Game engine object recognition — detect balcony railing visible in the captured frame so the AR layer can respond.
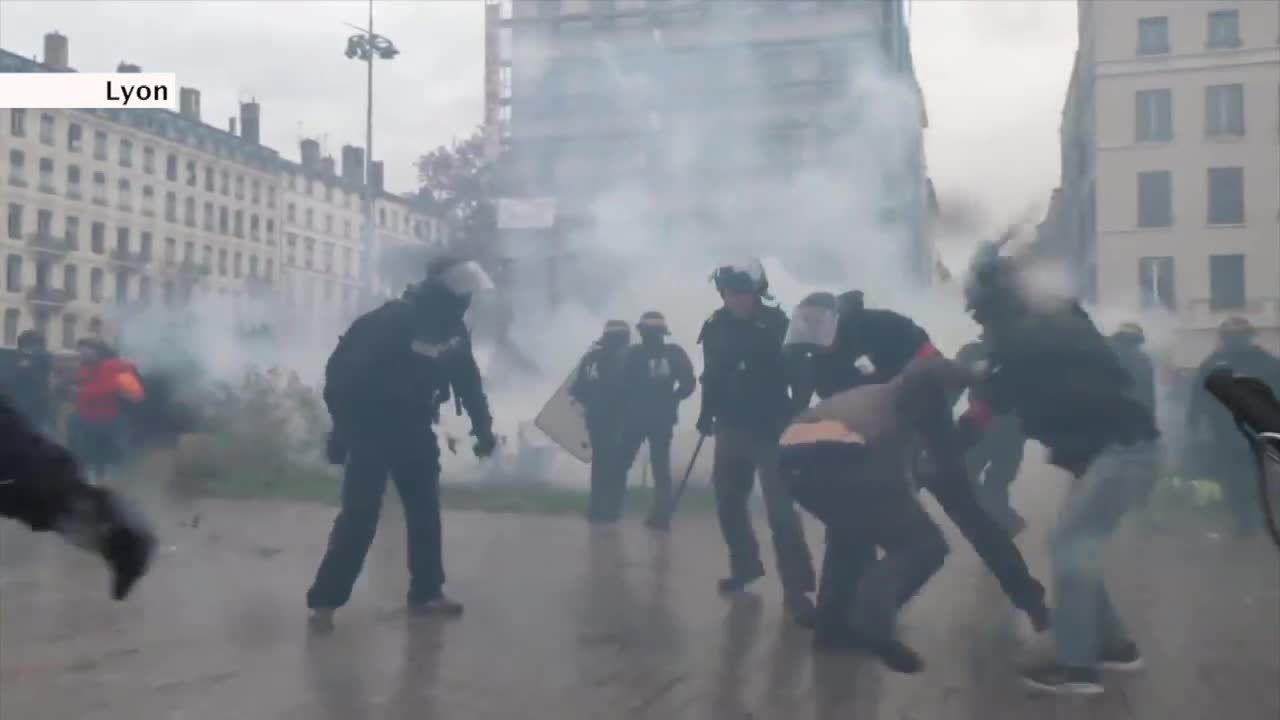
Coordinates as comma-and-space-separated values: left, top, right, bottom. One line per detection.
176, 259, 213, 277
26, 286, 71, 306
109, 248, 147, 268
27, 230, 73, 256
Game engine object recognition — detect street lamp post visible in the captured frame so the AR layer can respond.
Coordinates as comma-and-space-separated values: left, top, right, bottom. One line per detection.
345, 0, 398, 310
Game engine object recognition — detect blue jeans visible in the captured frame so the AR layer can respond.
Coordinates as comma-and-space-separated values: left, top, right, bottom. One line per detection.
1052, 442, 1159, 668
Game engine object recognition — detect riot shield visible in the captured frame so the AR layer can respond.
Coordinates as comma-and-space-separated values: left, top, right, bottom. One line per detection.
533, 367, 591, 464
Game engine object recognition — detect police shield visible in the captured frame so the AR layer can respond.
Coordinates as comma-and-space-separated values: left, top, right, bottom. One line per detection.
533, 367, 592, 464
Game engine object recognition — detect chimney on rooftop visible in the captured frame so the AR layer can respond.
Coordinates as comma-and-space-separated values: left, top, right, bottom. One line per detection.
369, 161, 384, 192
341, 145, 365, 185
320, 156, 336, 176
117, 62, 141, 73
43, 32, 69, 70
228, 117, 237, 136
300, 139, 321, 170
179, 88, 201, 121
239, 100, 260, 145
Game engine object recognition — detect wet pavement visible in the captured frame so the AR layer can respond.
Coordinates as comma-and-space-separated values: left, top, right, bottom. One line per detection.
2, 463, 1278, 719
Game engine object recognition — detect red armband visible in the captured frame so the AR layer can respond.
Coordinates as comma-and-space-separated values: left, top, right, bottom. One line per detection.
914, 342, 941, 361
962, 398, 994, 428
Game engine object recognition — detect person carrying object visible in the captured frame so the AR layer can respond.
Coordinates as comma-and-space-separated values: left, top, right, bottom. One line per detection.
570, 319, 634, 525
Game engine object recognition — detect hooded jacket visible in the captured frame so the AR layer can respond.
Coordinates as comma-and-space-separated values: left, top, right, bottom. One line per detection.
76, 358, 143, 424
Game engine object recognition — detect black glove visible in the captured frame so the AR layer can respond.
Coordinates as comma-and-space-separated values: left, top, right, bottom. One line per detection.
58, 487, 157, 601
695, 412, 715, 437
955, 415, 984, 451
472, 426, 497, 458
326, 430, 348, 465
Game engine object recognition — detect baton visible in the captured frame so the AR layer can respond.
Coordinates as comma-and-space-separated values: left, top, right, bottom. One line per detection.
666, 434, 707, 519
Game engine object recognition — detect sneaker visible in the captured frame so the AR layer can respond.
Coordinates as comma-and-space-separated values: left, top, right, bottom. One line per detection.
869, 637, 925, 674
717, 570, 765, 595
1099, 642, 1143, 671
308, 609, 335, 634
410, 594, 464, 617
1021, 664, 1103, 695
784, 592, 817, 628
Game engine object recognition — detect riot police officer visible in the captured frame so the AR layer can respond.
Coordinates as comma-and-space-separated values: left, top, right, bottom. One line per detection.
697, 259, 817, 625
571, 319, 633, 525
3, 330, 53, 431
0, 394, 155, 600
308, 256, 497, 630
614, 311, 696, 530
1187, 317, 1280, 536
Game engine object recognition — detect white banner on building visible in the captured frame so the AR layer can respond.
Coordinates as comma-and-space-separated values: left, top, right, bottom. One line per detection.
497, 197, 556, 230
0, 73, 179, 109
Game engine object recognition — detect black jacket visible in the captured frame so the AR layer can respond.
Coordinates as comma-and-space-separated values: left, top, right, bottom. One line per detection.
1110, 339, 1157, 416
1189, 344, 1280, 438
569, 340, 631, 426
617, 341, 696, 430
791, 310, 933, 410
324, 298, 492, 442
0, 394, 89, 531
2, 350, 53, 427
698, 304, 792, 435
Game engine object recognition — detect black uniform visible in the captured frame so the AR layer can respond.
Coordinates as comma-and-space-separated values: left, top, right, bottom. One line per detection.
615, 329, 696, 528
792, 307, 933, 409
2, 334, 53, 431
698, 304, 816, 598
308, 282, 494, 612
570, 328, 632, 524
0, 395, 155, 600
955, 340, 1026, 535
1188, 340, 1280, 534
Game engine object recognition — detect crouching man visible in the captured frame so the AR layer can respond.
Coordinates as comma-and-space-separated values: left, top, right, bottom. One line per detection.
778, 355, 1043, 674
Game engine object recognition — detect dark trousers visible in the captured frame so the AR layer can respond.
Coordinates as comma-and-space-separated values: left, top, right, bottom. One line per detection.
616, 424, 674, 522
713, 425, 816, 593
586, 419, 625, 523
307, 433, 444, 610
781, 441, 947, 643
1210, 432, 1262, 532
966, 416, 1025, 530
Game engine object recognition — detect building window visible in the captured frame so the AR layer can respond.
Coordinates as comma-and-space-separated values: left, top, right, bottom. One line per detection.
62, 315, 77, 349
304, 236, 315, 268
38, 157, 54, 192
140, 232, 153, 261
92, 171, 106, 204
344, 219, 352, 239
35, 209, 52, 238
250, 255, 259, 277
116, 227, 129, 254
117, 178, 132, 210
1135, 89, 1172, 142
39, 113, 54, 145
267, 185, 276, 208
164, 237, 176, 265
286, 233, 297, 264
65, 216, 79, 250
325, 214, 334, 234
184, 196, 196, 227
10, 109, 26, 137
185, 160, 197, 187
203, 202, 214, 230
166, 153, 178, 181
1207, 167, 1244, 225
235, 175, 245, 200
94, 131, 109, 161
63, 264, 78, 299
139, 276, 151, 304
88, 317, 102, 336
305, 208, 314, 229
234, 210, 244, 238
250, 214, 260, 240
205, 166, 215, 192
1137, 170, 1172, 228
91, 222, 105, 253
119, 139, 133, 167
287, 203, 296, 222
3, 309, 18, 346
218, 248, 228, 276
0, 211, 16, 250
203, 245, 213, 267
8, 149, 25, 186
143, 145, 155, 173
183, 240, 194, 263
378, 208, 386, 227
1138, 16, 1170, 55
234, 251, 243, 278
67, 122, 82, 151
6, 254, 22, 292
165, 192, 177, 222
265, 218, 274, 240
1209, 254, 1246, 310
66, 164, 81, 197
1207, 10, 1240, 49
1206, 84, 1245, 137
251, 179, 261, 204
114, 271, 128, 303
1137, 257, 1175, 310
323, 242, 334, 271
265, 258, 274, 280
141, 185, 155, 216
220, 169, 229, 195
219, 206, 229, 234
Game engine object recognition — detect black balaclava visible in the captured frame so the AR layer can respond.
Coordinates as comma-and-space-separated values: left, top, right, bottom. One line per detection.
600, 319, 631, 350
636, 311, 668, 348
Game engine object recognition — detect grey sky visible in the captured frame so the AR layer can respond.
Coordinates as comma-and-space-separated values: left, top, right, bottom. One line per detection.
1, 0, 1077, 219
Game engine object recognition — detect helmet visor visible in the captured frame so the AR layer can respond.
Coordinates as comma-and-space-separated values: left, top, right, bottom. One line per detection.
440, 260, 495, 295
784, 303, 838, 350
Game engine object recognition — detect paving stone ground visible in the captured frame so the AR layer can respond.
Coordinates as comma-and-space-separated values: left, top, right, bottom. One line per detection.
2, 463, 1277, 719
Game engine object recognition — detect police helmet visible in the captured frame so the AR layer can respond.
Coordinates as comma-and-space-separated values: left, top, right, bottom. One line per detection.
711, 258, 769, 297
